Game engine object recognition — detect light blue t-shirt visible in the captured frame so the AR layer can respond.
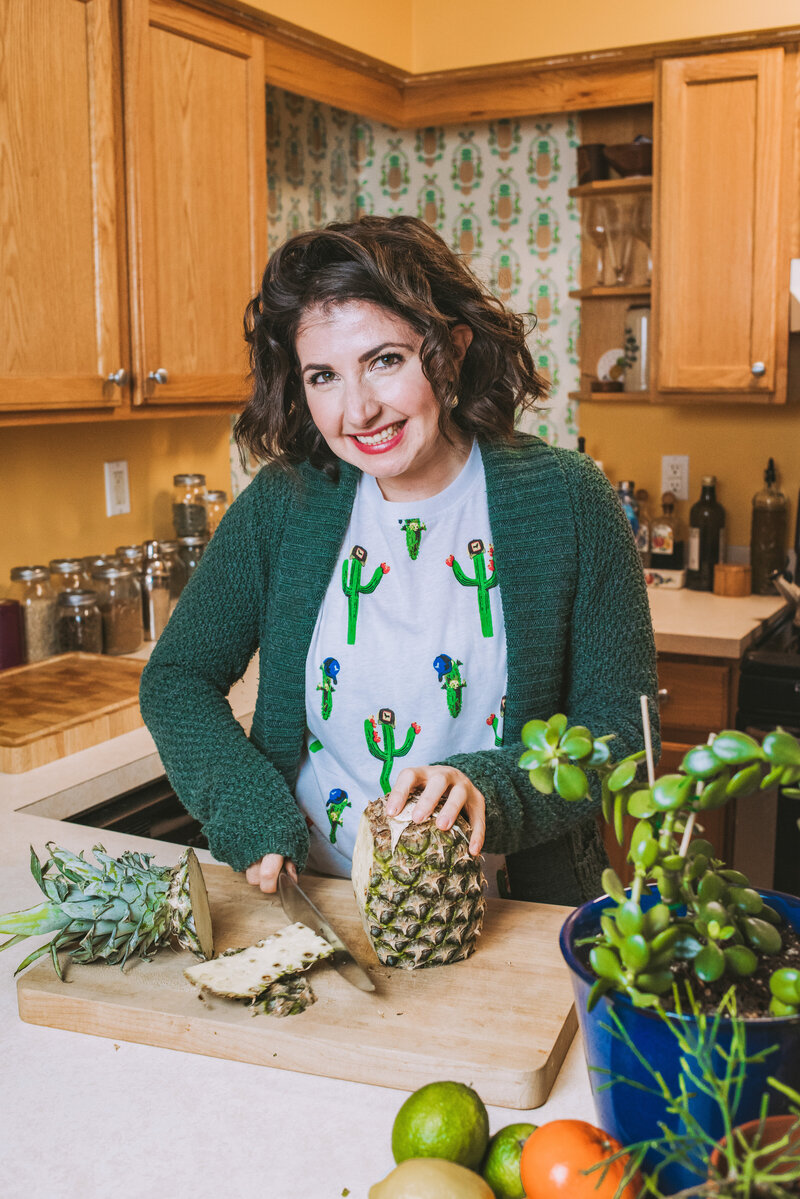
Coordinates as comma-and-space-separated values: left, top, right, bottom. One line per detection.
294, 441, 508, 882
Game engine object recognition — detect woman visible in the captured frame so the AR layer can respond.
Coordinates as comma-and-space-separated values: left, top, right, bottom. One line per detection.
140, 215, 658, 906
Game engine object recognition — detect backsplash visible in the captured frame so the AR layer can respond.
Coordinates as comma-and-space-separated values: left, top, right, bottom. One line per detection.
230, 87, 581, 494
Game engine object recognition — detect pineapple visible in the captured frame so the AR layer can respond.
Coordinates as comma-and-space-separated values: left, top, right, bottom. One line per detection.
255, 975, 317, 1017
0, 843, 213, 978
351, 797, 486, 969
183, 922, 333, 998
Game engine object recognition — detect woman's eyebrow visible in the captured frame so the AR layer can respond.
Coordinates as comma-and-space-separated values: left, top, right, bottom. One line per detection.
301, 342, 415, 373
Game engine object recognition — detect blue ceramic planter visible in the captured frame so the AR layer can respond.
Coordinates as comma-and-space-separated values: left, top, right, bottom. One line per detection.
560, 889, 800, 1195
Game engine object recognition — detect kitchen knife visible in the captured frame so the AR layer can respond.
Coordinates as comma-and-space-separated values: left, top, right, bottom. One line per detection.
278, 871, 376, 993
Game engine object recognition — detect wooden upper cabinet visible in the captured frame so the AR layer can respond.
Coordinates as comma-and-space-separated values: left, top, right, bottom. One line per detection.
123, 0, 267, 406
0, 0, 128, 412
656, 50, 785, 396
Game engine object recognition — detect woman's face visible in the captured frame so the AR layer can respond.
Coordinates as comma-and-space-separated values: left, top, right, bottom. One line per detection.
296, 300, 472, 501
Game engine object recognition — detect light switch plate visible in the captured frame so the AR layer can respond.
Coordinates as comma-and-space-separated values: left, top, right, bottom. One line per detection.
661, 454, 689, 501
104, 460, 130, 516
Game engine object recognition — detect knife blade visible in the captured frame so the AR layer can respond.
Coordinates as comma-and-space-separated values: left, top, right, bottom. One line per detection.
278, 872, 376, 993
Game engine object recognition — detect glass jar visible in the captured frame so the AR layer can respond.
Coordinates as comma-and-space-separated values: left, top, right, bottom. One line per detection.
174, 536, 207, 595
0, 599, 25, 671
81, 555, 104, 588
205, 489, 228, 537
140, 541, 171, 641
116, 545, 144, 571
172, 473, 208, 538
9, 566, 57, 662
90, 565, 143, 655
158, 540, 182, 599
49, 558, 84, 593
56, 589, 103, 654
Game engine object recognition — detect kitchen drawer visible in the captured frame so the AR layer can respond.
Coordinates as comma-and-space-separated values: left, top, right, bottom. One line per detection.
657, 658, 732, 732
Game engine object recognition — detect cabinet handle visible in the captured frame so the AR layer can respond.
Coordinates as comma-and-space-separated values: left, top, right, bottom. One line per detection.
751, 362, 766, 377
106, 369, 128, 387
147, 368, 169, 385
657, 688, 670, 703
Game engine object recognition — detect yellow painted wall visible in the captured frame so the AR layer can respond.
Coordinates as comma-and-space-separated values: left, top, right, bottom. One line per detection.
1, 418, 233, 588
578, 403, 800, 552
246, 0, 799, 72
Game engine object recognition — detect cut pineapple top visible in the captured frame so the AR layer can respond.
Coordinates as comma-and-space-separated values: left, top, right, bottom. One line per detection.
183, 922, 334, 997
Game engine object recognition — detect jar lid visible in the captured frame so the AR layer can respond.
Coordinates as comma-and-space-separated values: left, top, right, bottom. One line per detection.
49, 558, 84, 574
10, 566, 49, 582
81, 555, 105, 570
90, 564, 136, 580
57, 589, 99, 608
173, 473, 206, 486
158, 540, 179, 554
618, 480, 635, 493
206, 490, 227, 502
116, 545, 143, 561
177, 536, 208, 546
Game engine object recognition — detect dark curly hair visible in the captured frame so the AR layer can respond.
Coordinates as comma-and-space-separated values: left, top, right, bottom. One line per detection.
235, 215, 546, 476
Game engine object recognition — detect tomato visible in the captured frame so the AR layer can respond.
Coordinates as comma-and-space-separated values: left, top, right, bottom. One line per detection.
519, 1119, 642, 1198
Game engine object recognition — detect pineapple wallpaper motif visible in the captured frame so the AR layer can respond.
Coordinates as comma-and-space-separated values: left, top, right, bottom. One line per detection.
230, 89, 580, 496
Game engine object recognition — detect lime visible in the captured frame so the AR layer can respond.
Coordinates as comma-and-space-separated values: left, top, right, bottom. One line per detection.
481, 1123, 536, 1199
392, 1081, 490, 1170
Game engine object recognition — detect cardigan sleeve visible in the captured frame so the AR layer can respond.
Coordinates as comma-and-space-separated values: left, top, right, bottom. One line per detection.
139, 473, 311, 873
435, 451, 659, 856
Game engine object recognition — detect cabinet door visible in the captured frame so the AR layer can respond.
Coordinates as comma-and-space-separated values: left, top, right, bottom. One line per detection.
124, 0, 267, 406
0, 0, 127, 412
656, 50, 784, 394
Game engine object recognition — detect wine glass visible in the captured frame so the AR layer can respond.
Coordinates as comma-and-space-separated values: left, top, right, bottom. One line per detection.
604, 198, 634, 286
585, 199, 609, 286
633, 194, 653, 283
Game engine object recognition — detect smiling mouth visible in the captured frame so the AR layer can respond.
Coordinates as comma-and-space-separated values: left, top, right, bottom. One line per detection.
350, 420, 406, 449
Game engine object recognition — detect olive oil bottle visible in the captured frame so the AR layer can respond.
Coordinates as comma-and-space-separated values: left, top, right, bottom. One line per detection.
686, 476, 726, 591
750, 458, 788, 594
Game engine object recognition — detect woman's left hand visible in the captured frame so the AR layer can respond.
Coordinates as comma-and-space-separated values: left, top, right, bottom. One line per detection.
385, 765, 486, 855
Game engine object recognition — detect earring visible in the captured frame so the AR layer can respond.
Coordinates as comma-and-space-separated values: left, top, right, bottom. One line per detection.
450, 394, 459, 409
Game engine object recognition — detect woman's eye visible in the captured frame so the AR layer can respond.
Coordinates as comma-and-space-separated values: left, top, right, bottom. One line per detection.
308, 370, 336, 387
374, 353, 402, 369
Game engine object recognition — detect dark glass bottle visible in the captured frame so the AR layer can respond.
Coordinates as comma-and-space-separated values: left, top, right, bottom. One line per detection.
686, 476, 726, 591
750, 458, 788, 594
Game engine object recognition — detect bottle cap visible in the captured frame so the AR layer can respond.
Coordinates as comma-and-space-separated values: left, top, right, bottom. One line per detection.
661, 491, 676, 510
701, 475, 716, 486
765, 458, 776, 485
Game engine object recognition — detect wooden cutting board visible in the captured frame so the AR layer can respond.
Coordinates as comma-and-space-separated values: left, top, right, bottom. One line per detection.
17, 867, 577, 1109
0, 653, 145, 773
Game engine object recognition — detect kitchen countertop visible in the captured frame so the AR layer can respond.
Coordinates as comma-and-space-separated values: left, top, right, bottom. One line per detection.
648, 588, 787, 658
0, 660, 595, 1199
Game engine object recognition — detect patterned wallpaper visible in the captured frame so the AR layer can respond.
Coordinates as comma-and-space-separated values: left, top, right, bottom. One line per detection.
230, 88, 580, 495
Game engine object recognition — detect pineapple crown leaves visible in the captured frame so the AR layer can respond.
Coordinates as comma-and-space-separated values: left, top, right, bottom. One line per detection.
518, 716, 800, 1011
1, 844, 181, 979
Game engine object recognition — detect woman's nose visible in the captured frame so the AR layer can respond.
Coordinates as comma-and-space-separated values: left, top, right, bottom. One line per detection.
343, 382, 382, 428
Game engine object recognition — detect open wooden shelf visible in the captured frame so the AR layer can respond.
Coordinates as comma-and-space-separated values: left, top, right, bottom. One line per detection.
569, 286, 651, 299
569, 390, 653, 402
569, 177, 653, 198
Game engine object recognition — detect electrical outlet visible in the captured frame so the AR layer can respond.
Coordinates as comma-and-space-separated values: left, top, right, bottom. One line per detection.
104, 460, 130, 517
661, 454, 689, 501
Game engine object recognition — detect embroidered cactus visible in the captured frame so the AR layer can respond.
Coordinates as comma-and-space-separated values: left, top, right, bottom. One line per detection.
446, 538, 498, 637
486, 694, 507, 746
326, 788, 351, 844
398, 516, 427, 560
341, 545, 389, 644
364, 708, 420, 794
433, 653, 466, 718
316, 656, 340, 720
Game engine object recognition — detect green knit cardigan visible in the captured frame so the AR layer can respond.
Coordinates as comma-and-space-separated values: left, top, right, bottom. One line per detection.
140, 435, 659, 905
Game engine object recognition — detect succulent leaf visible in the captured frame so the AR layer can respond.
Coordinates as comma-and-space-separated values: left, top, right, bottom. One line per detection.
553, 762, 588, 801
724, 945, 757, 977
741, 916, 783, 955
762, 730, 800, 767
602, 868, 626, 904
652, 774, 694, 811
695, 942, 726, 982
709, 731, 764, 764
770, 967, 800, 1005
681, 745, 723, 779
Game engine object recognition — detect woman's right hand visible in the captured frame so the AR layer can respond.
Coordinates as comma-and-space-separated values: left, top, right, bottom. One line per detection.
244, 854, 297, 893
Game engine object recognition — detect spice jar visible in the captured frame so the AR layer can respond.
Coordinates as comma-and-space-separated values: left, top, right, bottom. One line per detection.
158, 540, 182, 599
172, 474, 208, 538
90, 564, 143, 655
140, 541, 171, 641
49, 558, 85, 593
205, 489, 228, 537
9, 567, 58, 662
0, 599, 25, 671
116, 545, 144, 571
174, 536, 207, 595
56, 590, 103, 654
81, 556, 104, 588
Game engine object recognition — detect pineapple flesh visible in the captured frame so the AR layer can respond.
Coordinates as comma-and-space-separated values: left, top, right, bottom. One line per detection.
183, 922, 333, 998
0, 844, 213, 978
351, 797, 486, 969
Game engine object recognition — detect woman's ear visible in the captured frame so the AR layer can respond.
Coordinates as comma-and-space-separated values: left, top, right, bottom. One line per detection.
451, 324, 473, 363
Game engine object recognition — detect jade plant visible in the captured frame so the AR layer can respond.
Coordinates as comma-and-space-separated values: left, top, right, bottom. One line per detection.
518, 713, 800, 1012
